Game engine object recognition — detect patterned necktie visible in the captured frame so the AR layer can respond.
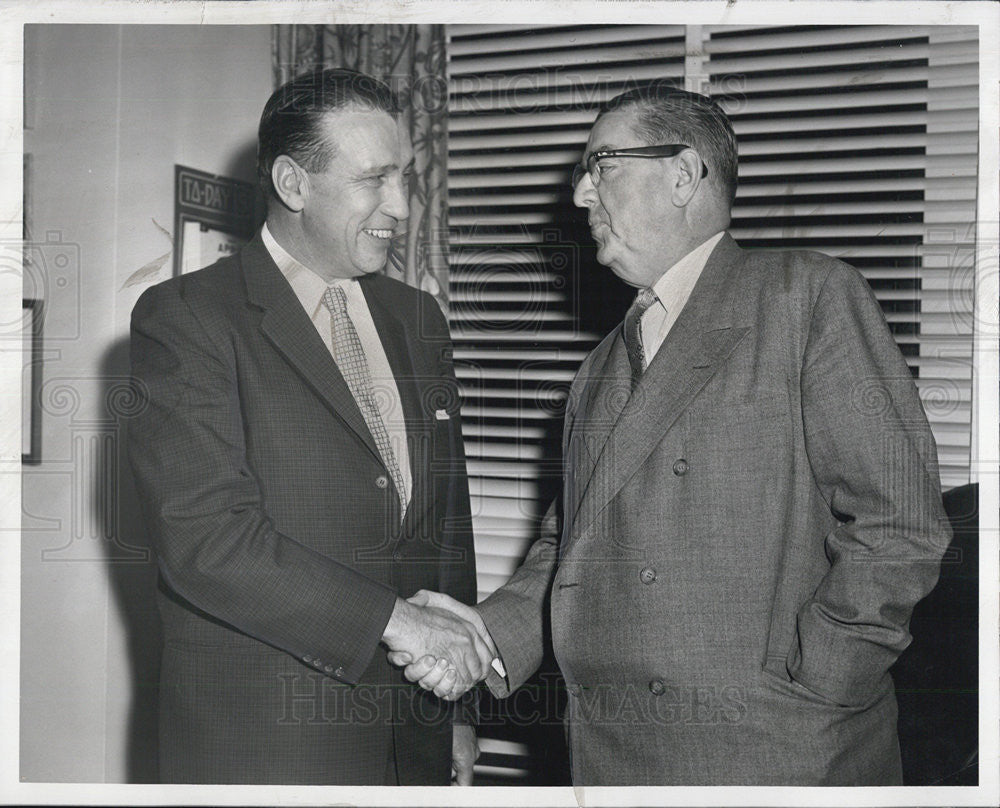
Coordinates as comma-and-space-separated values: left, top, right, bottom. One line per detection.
623, 287, 658, 390
322, 285, 408, 517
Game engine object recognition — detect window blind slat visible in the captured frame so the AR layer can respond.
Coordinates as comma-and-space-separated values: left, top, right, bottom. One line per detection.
705, 42, 928, 75
732, 110, 932, 134
718, 87, 928, 114
449, 25, 685, 56
450, 74, 686, 113
467, 478, 543, 499
452, 63, 686, 100
450, 130, 590, 151
708, 65, 930, 94
451, 110, 607, 132
927, 85, 980, 111
450, 23, 561, 36
462, 425, 549, 442
450, 150, 581, 170
451, 41, 687, 75
703, 25, 928, 52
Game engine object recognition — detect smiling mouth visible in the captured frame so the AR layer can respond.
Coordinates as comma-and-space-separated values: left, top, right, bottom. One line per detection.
363, 228, 394, 240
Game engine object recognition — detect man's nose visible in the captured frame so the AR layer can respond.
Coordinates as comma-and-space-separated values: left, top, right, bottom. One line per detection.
383, 174, 410, 221
573, 172, 597, 208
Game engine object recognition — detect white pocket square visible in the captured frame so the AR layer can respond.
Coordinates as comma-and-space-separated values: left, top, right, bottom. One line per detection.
435, 409, 450, 420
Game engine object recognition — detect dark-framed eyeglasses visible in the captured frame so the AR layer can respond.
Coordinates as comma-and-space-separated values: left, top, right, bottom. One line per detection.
571, 144, 709, 189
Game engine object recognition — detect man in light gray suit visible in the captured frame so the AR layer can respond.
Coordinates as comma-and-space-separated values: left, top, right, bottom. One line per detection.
392, 84, 952, 785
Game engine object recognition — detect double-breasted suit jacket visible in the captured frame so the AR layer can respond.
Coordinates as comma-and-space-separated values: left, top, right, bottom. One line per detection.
128, 234, 477, 784
478, 233, 951, 785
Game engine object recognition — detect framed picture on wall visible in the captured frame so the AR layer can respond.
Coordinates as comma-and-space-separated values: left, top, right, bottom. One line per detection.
22, 298, 42, 465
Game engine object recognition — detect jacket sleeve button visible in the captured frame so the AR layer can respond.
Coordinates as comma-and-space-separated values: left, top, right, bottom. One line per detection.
672, 459, 689, 476
323, 664, 334, 674
639, 567, 657, 584
375, 475, 389, 489
302, 654, 313, 663
649, 679, 666, 696
335, 666, 345, 678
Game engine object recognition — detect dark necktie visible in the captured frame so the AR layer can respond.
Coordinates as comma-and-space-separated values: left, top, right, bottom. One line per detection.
623, 287, 658, 390
322, 285, 408, 517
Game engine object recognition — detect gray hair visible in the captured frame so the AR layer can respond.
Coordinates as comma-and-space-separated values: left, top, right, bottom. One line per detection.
599, 82, 738, 206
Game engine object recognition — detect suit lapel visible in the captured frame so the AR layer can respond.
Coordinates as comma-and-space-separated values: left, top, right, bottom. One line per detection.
564, 330, 629, 527
571, 234, 750, 543
359, 276, 435, 532
241, 235, 382, 465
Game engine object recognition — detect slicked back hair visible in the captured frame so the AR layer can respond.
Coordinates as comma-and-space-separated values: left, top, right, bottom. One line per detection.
598, 82, 739, 208
257, 67, 401, 199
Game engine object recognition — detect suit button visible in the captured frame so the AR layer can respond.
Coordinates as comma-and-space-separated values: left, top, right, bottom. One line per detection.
649, 679, 665, 696
323, 664, 334, 674
639, 567, 657, 584
312, 659, 322, 668
375, 475, 389, 489
672, 459, 689, 476
302, 654, 313, 663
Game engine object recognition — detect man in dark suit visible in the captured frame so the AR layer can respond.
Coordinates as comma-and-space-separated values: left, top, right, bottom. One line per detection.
398, 84, 952, 785
128, 68, 492, 785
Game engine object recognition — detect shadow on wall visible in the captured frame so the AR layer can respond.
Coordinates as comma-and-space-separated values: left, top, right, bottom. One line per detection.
95, 137, 263, 783
227, 139, 263, 190
98, 337, 161, 783
226, 139, 268, 233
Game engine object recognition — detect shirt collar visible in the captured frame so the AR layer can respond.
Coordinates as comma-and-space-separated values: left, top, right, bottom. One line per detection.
649, 231, 725, 308
261, 222, 356, 314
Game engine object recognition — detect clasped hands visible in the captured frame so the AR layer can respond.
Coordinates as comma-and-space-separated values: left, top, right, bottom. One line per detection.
382, 590, 496, 700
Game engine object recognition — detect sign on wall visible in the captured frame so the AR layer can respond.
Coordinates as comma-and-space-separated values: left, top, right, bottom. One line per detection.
173, 165, 258, 275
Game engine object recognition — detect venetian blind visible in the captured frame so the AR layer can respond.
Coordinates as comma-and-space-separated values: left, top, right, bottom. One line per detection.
704, 24, 978, 488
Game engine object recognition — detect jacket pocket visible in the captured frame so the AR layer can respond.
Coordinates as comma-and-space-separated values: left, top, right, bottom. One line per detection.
760, 664, 860, 712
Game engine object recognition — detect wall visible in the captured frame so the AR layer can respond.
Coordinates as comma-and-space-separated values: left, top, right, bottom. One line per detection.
20, 24, 272, 782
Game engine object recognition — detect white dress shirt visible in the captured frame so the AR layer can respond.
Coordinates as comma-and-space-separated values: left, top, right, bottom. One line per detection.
640, 231, 726, 366
261, 224, 412, 506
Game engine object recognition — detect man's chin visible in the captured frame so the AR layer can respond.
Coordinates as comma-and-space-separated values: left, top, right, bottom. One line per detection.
594, 242, 616, 269
350, 245, 391, 276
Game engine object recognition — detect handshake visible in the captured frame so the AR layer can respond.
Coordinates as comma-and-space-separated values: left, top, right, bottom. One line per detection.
381, 590, 500, 700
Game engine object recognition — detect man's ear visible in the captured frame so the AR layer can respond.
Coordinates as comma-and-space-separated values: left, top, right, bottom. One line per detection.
271, 155, 308, 213
670, 149, 704, 208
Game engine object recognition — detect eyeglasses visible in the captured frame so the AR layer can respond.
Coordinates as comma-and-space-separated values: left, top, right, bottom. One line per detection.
571, 144, 709, 188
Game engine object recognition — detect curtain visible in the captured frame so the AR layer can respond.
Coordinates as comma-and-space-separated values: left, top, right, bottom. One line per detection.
272, 25, 450, 310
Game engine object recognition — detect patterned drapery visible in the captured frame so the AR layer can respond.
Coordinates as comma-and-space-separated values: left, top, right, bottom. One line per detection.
271, 25, 451, 311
